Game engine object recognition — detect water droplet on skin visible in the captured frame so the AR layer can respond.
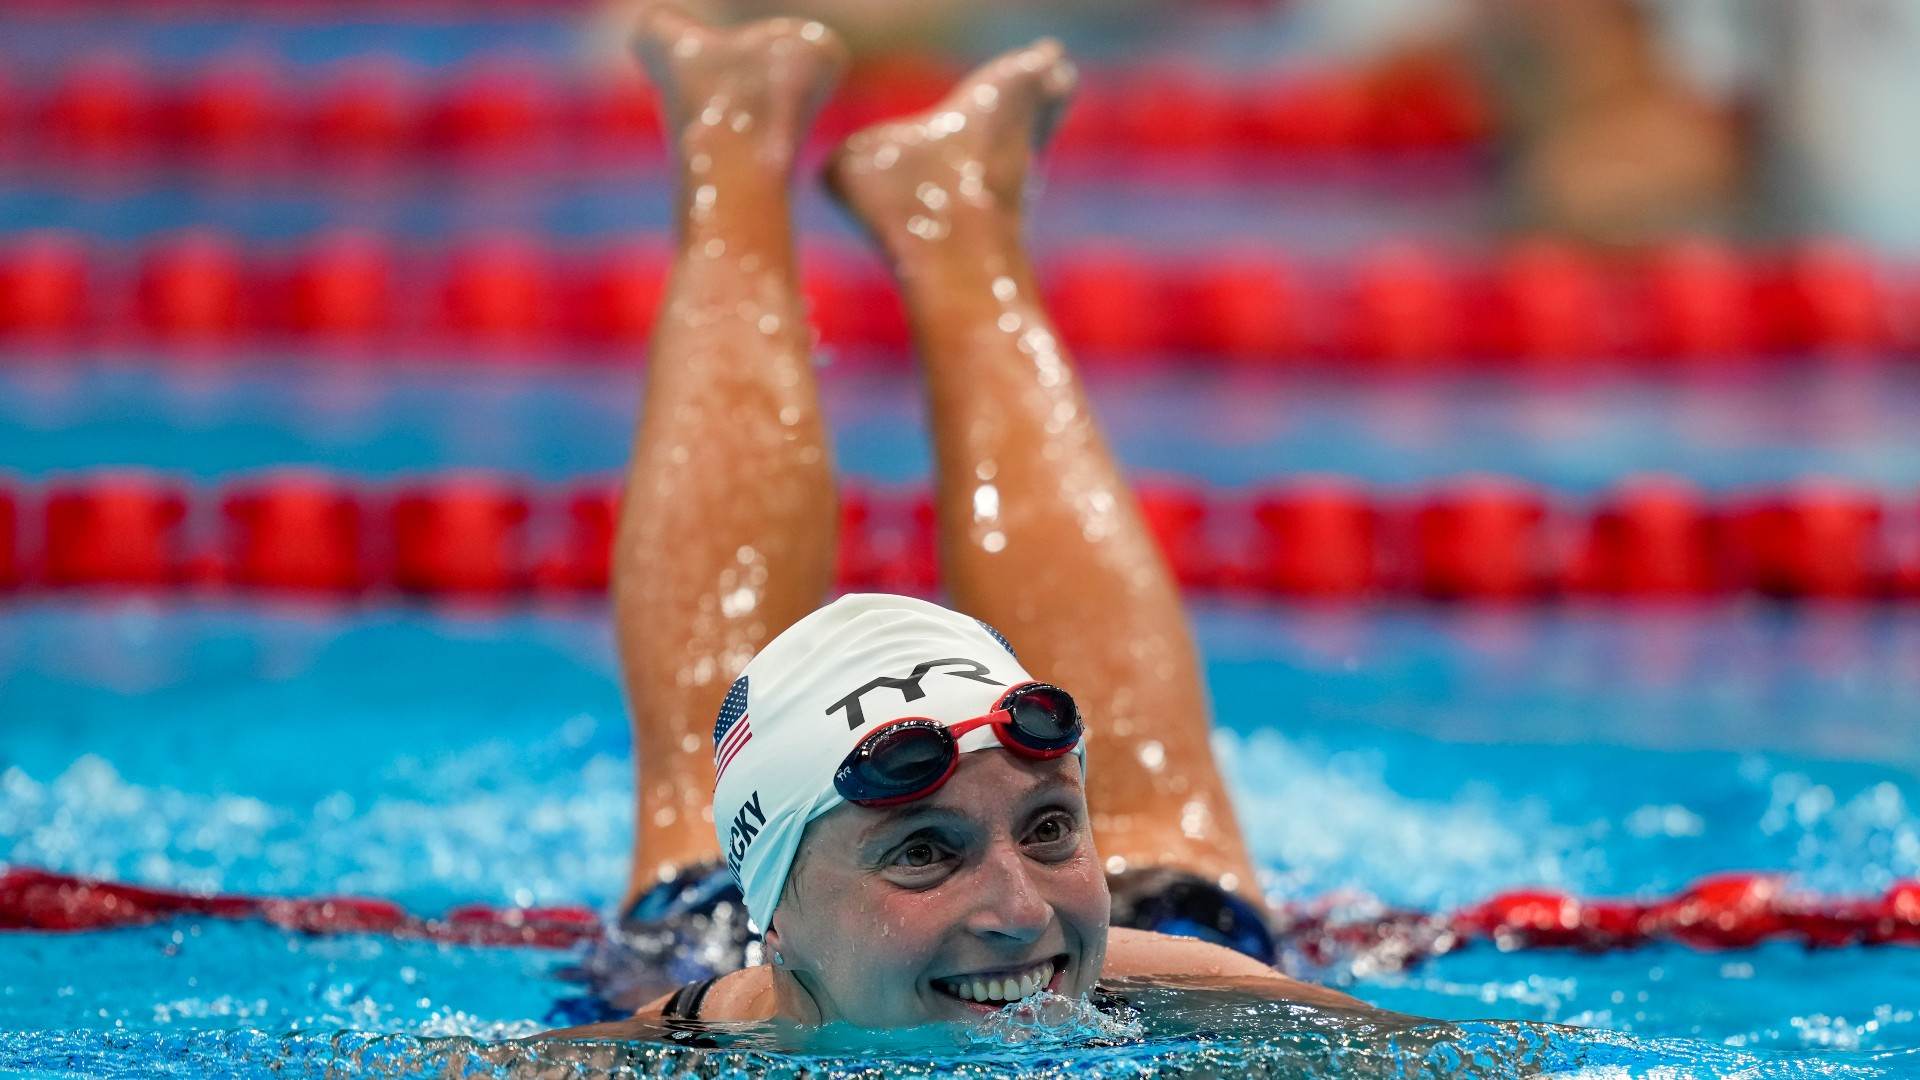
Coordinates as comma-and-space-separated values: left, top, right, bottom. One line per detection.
997, 312, 1023, 333
1180, 800, 1210, 839
701, 103, 725, 127
1104, 855, 1129, 875
971, 83, 1000, 110
972, 484, 1000, 521
730, 112, 753, 133
694, 185, 717, 210
907, 215, 949, 241
721, 586, 758, 617
800, 21, 826, 41
981, 530, 1007, 553
916, 182, 949, 210
874, 144, 900, 169
929, 111, 967, 136
736, 546, 757, 564
669, 445, 690, 465
675, 38, 702, 59
680, 733, 702, 753
1136, 741, 1165, 771
688, 152, 711, 174
703, 238, 726, 258
975, 460, 998, 481
992, 276, 1018, 302
779, 405, 801, 425
758, 313, 782, 335
653, 807, 678, 827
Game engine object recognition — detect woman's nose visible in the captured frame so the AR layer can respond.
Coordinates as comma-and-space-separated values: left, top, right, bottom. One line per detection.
964, 841, 1052, 942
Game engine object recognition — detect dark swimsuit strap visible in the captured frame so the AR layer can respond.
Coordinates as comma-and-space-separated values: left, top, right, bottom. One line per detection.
661, 975, 722, 1022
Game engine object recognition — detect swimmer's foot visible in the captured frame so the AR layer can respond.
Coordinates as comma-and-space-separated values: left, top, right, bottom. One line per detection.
631, 3, 848, 170
826, 39, 1077, 260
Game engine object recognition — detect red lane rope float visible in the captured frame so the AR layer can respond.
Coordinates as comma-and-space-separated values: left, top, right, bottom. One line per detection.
0, 51, 1487, 168
4, 867, 1915, 970
2, 471, 1919, 602
3, 232, 1915, 363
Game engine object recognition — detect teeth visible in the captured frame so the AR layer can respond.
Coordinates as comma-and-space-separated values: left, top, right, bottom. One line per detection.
939, 960, 1055, 1005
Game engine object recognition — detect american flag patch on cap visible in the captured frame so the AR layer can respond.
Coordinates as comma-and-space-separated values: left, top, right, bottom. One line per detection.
712, 675, 752, 784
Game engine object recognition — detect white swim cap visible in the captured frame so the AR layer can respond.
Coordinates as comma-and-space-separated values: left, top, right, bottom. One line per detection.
709, 593, 1083, 932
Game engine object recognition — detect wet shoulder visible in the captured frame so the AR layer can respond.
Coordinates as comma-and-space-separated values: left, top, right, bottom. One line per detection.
642, 965, 771, 1023
1100, 927, 1365, 1012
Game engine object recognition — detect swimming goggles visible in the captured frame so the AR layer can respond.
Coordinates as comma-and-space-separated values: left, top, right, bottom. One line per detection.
832, 681, 1083, 808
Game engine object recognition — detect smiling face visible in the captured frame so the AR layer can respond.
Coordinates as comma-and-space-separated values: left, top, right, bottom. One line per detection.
765, 750, 1110, 1028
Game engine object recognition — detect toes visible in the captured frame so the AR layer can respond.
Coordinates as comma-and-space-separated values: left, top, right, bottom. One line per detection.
631, 2, 706, 56
1042, 56, 1078, 102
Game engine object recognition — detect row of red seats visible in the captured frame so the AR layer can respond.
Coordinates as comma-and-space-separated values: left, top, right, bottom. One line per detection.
0, 52, 1485, 165
2, 231, 1912, 361
2, 471, 1914, 601
7, 865, 1915, 963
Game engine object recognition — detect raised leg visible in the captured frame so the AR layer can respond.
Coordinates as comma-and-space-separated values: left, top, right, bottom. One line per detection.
615, 4, 847, 909
826, 44, 1262, 902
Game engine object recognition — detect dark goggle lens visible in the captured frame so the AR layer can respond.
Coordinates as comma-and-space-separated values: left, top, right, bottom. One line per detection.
1005, 686, 1080, 749
845, 724, 953, 795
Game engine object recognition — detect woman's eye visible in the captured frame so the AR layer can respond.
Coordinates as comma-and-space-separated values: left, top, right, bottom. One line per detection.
894, 842, 943, 868
1028, 813, 1075, 846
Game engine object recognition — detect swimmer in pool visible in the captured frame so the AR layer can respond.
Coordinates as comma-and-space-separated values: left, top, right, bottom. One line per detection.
553, 4, 1371, 1031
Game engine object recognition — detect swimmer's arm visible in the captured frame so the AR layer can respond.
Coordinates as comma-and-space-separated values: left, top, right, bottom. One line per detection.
1101, 927, 1371, 1012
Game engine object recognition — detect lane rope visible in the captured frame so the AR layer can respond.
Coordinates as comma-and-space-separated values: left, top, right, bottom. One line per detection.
2, 233, 1912, 363
3, 472, 1915, 602
5, 867, 1915, 970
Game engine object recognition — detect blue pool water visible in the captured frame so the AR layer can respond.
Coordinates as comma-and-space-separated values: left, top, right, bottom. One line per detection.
4, 359, 1920, 1076
4, 598, 1919, 1076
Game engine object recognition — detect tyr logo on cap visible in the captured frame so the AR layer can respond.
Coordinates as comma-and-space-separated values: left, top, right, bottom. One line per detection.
824, 657, 1004, 730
